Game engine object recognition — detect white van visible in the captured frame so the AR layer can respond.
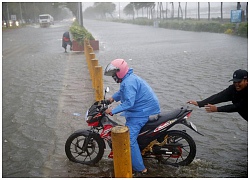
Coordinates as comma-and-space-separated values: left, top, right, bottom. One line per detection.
39, 14, 54, 27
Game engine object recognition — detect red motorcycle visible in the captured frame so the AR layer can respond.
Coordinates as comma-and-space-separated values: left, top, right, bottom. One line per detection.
65, 87, 203, 167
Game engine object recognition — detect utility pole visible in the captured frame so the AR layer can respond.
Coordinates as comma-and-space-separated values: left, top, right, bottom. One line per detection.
197, 2, 200, 20
33, 2, 36, 23
221, 2, 223, 22
19, 2, 23, 22
246, 2, 248, 21
6, 3, 10, 22
79, 2, 83, 27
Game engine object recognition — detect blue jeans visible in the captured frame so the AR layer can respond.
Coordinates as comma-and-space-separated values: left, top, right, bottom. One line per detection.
125, 116, 148, 171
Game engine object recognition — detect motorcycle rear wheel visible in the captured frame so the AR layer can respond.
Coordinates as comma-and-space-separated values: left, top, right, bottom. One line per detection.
158, 130, 196, 166
65, 132, 105, 165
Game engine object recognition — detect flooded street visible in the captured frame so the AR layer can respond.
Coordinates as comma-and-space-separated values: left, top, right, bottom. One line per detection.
2, 19, 248, 178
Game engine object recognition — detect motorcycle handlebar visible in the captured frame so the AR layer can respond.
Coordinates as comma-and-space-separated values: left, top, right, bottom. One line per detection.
101, 99, 111, 105
99, 100, 114, 116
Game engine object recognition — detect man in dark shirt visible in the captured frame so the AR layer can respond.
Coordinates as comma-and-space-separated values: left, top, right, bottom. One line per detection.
62, 31, 72, 53
188, 69, 248, 121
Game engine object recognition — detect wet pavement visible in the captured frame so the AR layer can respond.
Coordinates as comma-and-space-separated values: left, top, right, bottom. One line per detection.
2, 19, 248, 178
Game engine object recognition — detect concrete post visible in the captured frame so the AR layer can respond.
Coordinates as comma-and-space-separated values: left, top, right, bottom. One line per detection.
91, 59, 98, 89
89, 53, 95, 79
111, 126, 132, 178
94, 66, 103, 101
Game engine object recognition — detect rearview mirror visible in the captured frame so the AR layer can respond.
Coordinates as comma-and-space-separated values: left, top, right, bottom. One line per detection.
103, 87, 110, 100
105, 87, 110, 93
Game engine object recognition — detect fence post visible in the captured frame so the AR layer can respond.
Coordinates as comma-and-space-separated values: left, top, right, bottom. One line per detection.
111, 126, 132, 178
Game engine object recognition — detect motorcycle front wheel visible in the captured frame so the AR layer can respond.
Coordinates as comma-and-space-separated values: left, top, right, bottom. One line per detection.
158, 130, 196, 166
65, 132, 105, 165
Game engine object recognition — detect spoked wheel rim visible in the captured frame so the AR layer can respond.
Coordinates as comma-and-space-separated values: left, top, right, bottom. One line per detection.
65, 133, 104, 165
74, 137, 96, 156
71, 136, 99, 163
160, 131, 196, 166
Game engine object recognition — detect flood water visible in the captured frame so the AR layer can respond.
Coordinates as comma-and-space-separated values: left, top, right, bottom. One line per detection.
2, 19, 248, 178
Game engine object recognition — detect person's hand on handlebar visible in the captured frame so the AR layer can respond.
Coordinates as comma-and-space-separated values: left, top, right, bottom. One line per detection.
104, 97, 114, 115
101, 97, 114, 105
108, 97, 114, 104
105, 108, 113, 116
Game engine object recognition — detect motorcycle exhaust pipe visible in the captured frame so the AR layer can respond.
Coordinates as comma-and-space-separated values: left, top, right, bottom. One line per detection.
155, 150, 172, 155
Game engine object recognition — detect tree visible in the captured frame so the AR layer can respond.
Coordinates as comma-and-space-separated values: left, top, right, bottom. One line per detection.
132, 2, 141, 17
93, 2, 116, 19
144, 2, 155, 19
83, 6, 96, 19
2, 2, 71, 24
178, 2, 183, 20
123, 3, 135, 19
123, 2, 154, 20
66, 2, 78, 17
157, 2, 164, 19
170, 2, 174, 19
139, 2, 146, 18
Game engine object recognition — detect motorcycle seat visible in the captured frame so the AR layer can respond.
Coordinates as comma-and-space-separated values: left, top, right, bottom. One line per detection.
146, 108, 184, 126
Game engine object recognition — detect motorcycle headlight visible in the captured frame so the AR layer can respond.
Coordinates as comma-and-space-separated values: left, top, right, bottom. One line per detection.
86, 116, 93, 123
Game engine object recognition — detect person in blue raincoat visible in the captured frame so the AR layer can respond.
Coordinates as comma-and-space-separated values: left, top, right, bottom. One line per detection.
104, 59, 160, 175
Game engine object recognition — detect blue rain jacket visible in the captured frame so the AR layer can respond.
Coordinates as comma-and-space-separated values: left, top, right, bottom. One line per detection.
111, 68, 160, 117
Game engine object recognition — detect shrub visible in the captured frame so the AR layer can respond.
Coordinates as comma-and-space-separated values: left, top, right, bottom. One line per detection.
69, 21, 95, 45
111, 18, 247, 38
224, 29, 234, 35
238, 22, 248, 37
158, 20, 247, 37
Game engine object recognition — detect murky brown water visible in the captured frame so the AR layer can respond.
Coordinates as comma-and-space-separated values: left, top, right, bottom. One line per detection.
2, 19, 248, 178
